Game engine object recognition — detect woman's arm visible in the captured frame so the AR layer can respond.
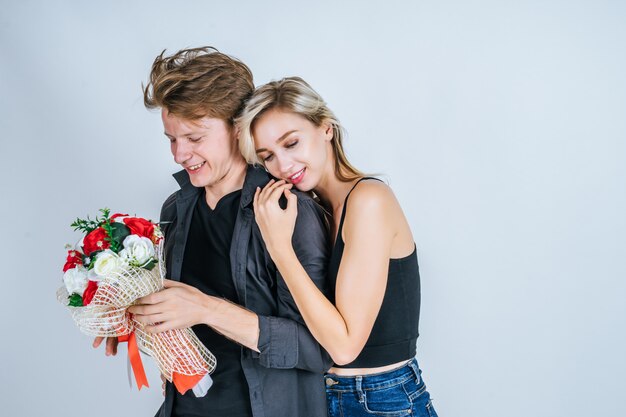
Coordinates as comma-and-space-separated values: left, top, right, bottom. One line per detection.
254, 180, 406, 365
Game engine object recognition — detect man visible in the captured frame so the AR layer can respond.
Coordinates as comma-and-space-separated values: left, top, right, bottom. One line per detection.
94, 47, 331, 417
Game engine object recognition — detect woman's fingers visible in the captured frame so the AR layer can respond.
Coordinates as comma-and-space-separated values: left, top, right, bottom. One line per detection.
284, 188, 298, 216
258, 179, 287, 202
269, 182, 293, 202
259, 182, 293, 207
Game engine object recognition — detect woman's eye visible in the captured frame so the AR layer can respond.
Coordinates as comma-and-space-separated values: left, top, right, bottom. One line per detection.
263, 154, 274, 162
285, 140, 298, 148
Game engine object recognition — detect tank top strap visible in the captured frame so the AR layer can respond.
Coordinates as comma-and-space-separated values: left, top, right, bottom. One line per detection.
336, 177, 383, 239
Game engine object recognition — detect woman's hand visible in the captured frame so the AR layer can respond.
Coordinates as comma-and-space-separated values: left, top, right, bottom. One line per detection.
253, 179, 298, 256
128, 279, 210, 333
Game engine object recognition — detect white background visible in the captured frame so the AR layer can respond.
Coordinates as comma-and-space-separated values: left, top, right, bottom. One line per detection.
1, 1, 625, 416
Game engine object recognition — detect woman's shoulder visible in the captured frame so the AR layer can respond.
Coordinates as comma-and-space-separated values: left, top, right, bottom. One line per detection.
342, 178, 403, 245
342, 178, 402, 228
348, 178, 398, 208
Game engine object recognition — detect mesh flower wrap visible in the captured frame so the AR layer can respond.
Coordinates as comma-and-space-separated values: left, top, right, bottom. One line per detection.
57, 242, 216, 390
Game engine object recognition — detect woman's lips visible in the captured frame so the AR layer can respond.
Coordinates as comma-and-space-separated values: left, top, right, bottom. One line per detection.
289, 168, 305, 185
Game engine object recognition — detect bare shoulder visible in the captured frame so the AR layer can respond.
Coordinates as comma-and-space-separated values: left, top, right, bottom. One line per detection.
345, 179, 414, 256
343, 179, 403, 233
348, 179, 399, 211
341, 179, 402, 252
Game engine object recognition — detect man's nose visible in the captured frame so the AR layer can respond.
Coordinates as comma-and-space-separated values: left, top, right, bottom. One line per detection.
172, 140, 192, 164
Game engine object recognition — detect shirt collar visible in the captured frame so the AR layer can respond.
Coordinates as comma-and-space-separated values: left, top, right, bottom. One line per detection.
172, 165, 271, 207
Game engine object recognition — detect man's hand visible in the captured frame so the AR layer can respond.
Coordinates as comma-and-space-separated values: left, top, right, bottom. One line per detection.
130, 279, 260, 351
92, 336, 119, 356
128, 279, 210, 333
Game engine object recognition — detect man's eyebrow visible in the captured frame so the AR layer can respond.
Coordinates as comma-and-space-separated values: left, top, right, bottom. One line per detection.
256, 130, 298, 153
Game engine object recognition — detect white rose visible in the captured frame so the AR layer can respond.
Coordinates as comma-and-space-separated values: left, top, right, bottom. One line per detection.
119, 235, 155, 267
63, 266, 89, 295
92, 249, 126, 279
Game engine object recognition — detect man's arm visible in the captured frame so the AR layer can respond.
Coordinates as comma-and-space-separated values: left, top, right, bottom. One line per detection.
129, 195, 332, 372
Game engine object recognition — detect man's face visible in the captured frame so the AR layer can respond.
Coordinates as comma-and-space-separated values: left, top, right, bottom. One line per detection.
162, 109, 241, 189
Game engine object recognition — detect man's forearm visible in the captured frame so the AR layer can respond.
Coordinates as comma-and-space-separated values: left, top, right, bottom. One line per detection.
203, 296, 260, 352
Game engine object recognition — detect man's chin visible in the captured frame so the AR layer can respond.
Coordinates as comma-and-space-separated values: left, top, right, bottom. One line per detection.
189, 177, 209, 188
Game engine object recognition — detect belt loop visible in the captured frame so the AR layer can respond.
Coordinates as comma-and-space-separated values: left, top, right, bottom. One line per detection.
355, 376, 364, 403
408, 358, 421, 384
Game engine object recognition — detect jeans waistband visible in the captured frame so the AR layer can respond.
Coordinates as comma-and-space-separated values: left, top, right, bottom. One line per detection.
324, 357, 420, 391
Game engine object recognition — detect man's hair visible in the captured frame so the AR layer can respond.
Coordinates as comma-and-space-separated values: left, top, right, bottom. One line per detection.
143, 46, 254, 124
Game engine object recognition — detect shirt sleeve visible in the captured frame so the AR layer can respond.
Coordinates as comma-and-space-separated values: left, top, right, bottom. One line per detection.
252, 197, 334, 373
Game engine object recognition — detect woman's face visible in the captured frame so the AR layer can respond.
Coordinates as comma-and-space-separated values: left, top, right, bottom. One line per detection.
252, 108, 333, 191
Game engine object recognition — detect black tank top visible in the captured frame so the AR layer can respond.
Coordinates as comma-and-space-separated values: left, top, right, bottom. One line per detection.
329, 178, 421, 368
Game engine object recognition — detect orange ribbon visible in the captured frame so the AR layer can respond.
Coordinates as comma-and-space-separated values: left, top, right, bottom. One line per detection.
172, 372, 205, 395
118, 332, 149, 390
118, 331, 205, 394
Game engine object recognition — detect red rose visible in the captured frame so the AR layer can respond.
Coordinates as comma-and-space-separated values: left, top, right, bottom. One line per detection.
62, 250, 83, 272
82, 280, 99, 306
123, 217, 155, 239
82, 227, 110, 256
111, 213, 129, 220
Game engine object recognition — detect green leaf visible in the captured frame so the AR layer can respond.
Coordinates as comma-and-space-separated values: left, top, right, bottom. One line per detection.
70, 217, 99, 234
108, 222, 131, 253
142, 259, 157, 271
68, 293, 84, 307
70, 208, 112, 234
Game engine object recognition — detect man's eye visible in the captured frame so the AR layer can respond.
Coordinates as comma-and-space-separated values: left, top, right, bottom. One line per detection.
189, 137, 202, 142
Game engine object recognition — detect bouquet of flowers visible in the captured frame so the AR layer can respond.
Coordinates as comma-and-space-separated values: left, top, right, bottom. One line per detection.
57, 208, 216, 396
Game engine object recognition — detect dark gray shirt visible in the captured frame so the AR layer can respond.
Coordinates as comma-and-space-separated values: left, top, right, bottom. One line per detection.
155, 165, 332, 417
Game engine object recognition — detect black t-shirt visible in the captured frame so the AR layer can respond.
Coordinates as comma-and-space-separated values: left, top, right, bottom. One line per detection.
172, 188, 252, 417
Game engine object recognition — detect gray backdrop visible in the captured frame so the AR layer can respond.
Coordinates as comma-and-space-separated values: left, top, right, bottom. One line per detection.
1, 1, 624, 416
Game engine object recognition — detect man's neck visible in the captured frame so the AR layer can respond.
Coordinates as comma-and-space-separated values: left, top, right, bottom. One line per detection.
204, 157, 248, 209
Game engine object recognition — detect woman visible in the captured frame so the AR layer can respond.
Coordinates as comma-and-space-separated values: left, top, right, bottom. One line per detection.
237, 77, 438, 417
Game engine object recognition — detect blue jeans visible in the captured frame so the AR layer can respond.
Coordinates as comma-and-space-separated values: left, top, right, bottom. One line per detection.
325, 358, 438, 417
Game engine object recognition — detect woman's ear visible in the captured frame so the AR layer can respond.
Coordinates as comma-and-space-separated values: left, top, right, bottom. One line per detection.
322, 120, 333, 142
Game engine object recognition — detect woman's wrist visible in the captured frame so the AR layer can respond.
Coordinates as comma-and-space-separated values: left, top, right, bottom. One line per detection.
269, 244, 297, 270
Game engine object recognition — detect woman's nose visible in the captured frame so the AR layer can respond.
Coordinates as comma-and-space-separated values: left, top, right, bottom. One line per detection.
278, 158, 294, 176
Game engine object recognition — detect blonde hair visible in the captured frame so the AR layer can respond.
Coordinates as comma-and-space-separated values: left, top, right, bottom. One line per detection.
237, 77, 363, 182
143, 46, 254, 124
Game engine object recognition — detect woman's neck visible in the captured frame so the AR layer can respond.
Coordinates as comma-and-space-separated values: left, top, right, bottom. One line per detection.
314, 144, 362, 213
315, 173, 362, 214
